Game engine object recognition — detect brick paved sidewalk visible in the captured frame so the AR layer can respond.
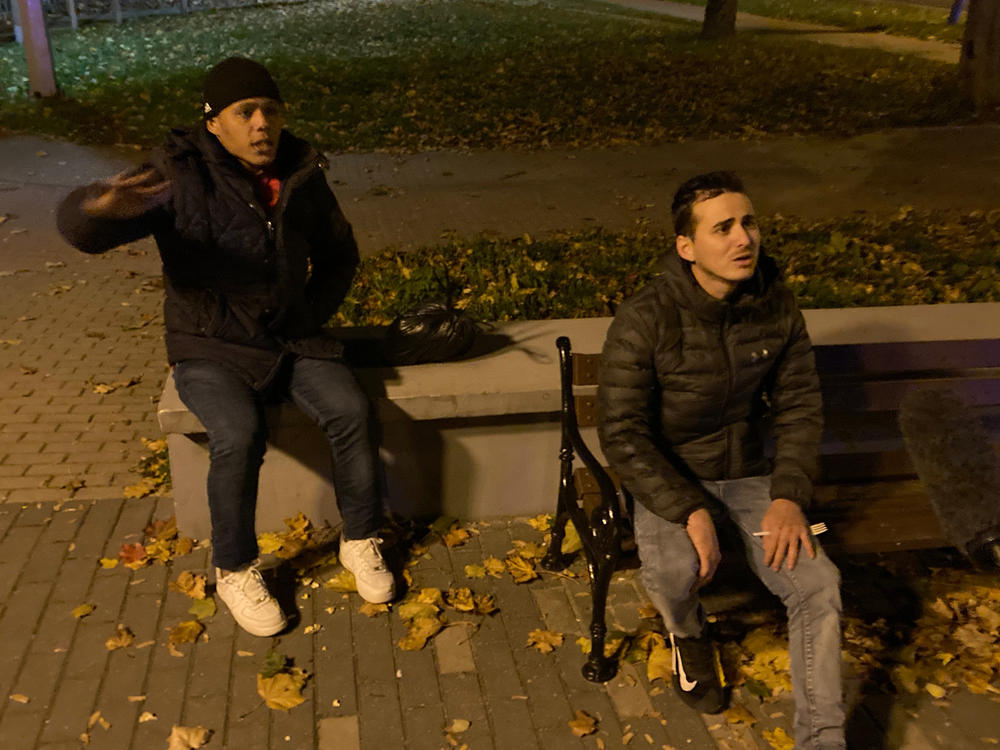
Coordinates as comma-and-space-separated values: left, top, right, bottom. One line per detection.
3, 498, 1000, 750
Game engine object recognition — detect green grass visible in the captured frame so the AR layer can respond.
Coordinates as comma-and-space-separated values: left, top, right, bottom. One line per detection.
335, 209, 1000, 325
0, 0, 968, 151
673, 0, 964, 42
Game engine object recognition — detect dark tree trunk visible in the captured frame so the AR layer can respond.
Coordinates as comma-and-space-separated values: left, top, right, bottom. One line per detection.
960, 0, 1000, 115
702, 0, 738, 39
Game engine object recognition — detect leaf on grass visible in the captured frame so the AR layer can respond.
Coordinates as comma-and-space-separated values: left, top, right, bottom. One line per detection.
360, 602, 389, 617
527, 629, 564, 654
442, 524, 471, 548
323, 570, 357, 592
464, 564, 486, 579
398, 615, 445, 651
257, 669, 308, 711
188, 598, 216, 620
527, 514, 553, 532
72, 603, 95, 619
166, 725, 212, 749
762, 727, 794, 750
504, 554, 538, 583
118, 542, 148, 569
105, 624, 135, 651
98, 557, 119, 569
169, 571, 207, 600
560, 521, 582, 555
568, 709, 598, 737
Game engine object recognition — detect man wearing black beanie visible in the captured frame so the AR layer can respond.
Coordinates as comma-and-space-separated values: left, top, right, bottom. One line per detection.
57, 57, 395, 637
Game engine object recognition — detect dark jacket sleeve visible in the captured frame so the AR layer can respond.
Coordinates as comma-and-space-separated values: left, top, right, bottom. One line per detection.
56, 166, 163, 254
597, 293, 709, 525
767, 307, 824, 508
304, 176, 359, 326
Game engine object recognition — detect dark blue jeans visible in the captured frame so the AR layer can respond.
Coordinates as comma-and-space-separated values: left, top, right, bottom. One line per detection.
173, 357, 383, 570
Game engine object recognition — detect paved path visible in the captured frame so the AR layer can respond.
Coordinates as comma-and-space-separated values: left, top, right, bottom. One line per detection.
598, 0, 961, 64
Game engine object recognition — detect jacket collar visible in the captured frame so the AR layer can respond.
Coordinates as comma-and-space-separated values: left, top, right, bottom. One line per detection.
661, 249, 781, 323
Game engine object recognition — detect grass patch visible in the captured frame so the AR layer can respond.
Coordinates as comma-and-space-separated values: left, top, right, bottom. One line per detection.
334, 208, 1000, 325
1, 0, 967, 151
673, 0, 964, 42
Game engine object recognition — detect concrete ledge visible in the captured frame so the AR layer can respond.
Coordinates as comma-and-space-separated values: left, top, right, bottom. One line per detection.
157, 303, 1000, 537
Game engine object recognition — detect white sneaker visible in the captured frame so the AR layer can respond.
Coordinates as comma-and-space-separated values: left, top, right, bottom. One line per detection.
339, 537, 395, 603
215, 561, 286, 637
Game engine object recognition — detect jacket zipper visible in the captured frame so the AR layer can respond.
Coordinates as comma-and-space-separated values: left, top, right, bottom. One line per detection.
719, 312, 733, 479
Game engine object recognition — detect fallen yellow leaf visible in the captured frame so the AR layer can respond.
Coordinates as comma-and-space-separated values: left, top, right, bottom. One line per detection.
359, 602, 389, 617
568, 709, 598, 737
169, 571, 207, 600
9, 693, 29, 704
72, 603, 95, 619
257, 669, 308, 711
105, 624, 135, 651
323, 570, 357, 592
527, 629, 564, 654
166, 724, 212, 749
398, 615, 445, 651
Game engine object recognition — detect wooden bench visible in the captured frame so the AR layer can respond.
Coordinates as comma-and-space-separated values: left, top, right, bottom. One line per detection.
542, 333, 1000, 682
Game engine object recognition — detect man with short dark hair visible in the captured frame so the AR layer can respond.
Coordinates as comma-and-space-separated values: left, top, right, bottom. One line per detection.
598, 172, 845, 749
58, 57, 394, 637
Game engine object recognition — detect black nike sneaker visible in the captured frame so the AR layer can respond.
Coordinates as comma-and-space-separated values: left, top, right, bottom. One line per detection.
670, 632, 727, 714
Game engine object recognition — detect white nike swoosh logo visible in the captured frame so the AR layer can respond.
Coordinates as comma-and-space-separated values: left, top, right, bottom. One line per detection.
671, 635, 698, 692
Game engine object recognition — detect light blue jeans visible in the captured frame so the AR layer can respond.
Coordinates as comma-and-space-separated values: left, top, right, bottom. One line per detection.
634, 475, 845, 750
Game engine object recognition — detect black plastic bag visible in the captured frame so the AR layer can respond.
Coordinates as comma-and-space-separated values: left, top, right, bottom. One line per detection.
383, 301, 478, 366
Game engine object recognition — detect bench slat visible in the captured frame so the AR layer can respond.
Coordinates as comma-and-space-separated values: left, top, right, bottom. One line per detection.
814, 339, 1000, 374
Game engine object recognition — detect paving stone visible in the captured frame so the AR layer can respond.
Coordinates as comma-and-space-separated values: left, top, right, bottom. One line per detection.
350, 601, 405, 749
434, 621, 477, 674
439, 672, 494, 750
0, 707, 46, 750
38, 676, 100, 744
318, 715, 361, 750
11, 648, 67, 713
400, 704, 447, 750
313, 589, 359, 716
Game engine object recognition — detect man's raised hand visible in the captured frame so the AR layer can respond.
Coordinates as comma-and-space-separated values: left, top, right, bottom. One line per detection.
760, 498, 815, 572
81, 168, 171, 219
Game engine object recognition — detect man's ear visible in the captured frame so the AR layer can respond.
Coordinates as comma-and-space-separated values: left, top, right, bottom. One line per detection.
676, 234, 695, 263
205, 117, 220, 137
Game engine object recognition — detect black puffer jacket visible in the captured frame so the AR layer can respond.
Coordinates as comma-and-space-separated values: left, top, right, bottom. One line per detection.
597, 251, 823, 525
57, 126, 358, 390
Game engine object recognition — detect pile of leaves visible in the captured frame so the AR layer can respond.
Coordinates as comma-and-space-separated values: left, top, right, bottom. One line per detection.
107, 515, 195, 570
335, 208, 1000, 326
0, 0, 967, 150
123, 437, 172, 499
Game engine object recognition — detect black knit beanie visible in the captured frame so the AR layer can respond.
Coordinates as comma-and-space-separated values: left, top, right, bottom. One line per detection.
202, 57, 282, 119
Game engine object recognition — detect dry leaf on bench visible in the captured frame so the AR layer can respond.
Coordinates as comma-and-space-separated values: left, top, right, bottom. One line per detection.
568, 709, 598, 737
167, 724, 212, 749
527, 629, 564, 654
